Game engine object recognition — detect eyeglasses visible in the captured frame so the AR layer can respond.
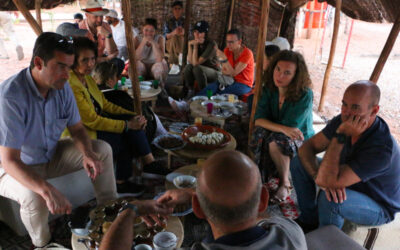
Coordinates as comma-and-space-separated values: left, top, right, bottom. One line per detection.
226, 40, 238, 44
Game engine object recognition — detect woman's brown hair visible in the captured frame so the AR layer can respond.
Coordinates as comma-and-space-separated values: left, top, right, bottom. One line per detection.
92, 61, 118, 87
263, 50, 312, 102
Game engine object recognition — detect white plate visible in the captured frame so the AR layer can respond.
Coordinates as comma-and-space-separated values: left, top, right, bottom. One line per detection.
210, 95, 225, 102
166, 172, 183, 183
219, 101, 234, 109
140, 81, 152, 86
140, 85, 151, 90
191, 96, 208, 102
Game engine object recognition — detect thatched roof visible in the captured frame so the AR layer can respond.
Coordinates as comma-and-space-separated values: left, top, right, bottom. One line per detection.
0, 0, 75, 10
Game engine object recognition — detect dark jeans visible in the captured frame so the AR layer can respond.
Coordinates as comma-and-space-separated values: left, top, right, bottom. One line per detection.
183, 64, 218, 90
97, 129, 151, 181
197, 81, 251, 97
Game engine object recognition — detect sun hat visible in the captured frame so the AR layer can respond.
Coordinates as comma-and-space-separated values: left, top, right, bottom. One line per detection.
265, 37, 291, 51
105, 9, 118, 19
193, 20, 209, 33
80, 0, 109, 16
56, 22, 88, 37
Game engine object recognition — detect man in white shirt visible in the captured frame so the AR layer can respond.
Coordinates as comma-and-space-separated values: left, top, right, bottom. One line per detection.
105, 9, 138, 61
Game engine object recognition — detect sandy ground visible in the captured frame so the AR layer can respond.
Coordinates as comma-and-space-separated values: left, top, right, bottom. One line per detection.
0, 5, 399, 142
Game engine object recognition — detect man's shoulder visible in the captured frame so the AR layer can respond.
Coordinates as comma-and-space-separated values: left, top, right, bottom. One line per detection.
0, 68, 29, 99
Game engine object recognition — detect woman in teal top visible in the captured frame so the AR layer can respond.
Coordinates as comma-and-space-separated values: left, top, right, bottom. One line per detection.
250, 50, 314, 203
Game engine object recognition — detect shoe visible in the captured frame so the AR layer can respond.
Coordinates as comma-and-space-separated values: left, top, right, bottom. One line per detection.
169, 64, 180, 75
168, 96, 189, 112
16, 45, 24, 60
116, 181, 145, 197
142, 161, 171, 179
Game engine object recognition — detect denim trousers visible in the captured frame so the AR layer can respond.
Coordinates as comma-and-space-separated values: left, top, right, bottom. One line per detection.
97, 129, 151, 181
197, 81, 251, 97
290, 155, 392, 228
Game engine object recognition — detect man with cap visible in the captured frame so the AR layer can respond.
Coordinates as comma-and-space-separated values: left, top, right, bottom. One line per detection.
183, 20, 219, 98
163, 1, 185, 70
79, 0, 118, 63
73, 13, 83, 27
105, 9, 139, 60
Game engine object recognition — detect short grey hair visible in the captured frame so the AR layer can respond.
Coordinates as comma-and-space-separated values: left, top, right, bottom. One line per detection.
196, 177, 262, 225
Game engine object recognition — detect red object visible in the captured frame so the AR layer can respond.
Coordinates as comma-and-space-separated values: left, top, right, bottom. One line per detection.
240, 89, 254, 102
342, 19, 355, 68
181, 125, 231, 150
303, 0, 328, 29
206, 103, 213, 114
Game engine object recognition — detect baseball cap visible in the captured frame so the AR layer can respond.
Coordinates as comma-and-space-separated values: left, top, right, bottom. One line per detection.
105, 9, 118, 19
193, 20, 209, 33
172, 1, 183, 8
56, 22, 88, 37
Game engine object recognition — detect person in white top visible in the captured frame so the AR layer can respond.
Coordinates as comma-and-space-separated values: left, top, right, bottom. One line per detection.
105, 9, 139, 60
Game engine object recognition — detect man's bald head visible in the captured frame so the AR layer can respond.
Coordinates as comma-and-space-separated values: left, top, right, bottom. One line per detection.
346, 80, 380, 108
196, 150, 263, 225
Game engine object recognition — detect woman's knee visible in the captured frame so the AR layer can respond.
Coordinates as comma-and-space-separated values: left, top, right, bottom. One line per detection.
136, 61, 146, 75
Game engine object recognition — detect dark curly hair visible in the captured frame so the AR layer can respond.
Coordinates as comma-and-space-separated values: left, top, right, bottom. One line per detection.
263, 50, 311, 102
71, 37, 98, 70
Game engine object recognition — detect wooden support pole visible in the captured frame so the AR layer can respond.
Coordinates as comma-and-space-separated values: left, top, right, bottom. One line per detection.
248, 0, 270, 145
182, 0, 192, 68
227, 0, 236, 31
318, 0, 342, 112
370, 14, 400, 84
35, 0, 42, 29
12, 0, 42, 36
121, 0, 141, 115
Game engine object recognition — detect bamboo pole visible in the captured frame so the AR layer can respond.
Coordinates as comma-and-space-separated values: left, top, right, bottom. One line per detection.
181, 0, 192, 68
227, 0, 236, 31
370, 14, 400, 84
35, 0, 42, 29
318, 0, 342, 112
12, 0, 42, 36
121, 0, 141, 115
248, 0, 270, 145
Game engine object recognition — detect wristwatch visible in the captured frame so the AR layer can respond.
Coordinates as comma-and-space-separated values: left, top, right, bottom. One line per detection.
118, 203, 140, 216
334, 133, 347, 144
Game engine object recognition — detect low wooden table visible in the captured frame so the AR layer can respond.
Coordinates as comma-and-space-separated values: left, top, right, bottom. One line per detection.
165, 164, 201, 190
189, 100, 228, 128
71, 215, 184, 250
128, 87, 162, 108
165, 132, 237, 168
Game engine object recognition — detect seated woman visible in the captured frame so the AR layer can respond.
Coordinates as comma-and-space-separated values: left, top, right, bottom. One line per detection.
135, 18, 168, 86
250, 50, 314, 203
184, 20, 219, 98
64, 37, 169, 196
197, 28, 254, 96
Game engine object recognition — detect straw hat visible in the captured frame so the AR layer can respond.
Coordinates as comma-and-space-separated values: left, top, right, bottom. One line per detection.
80, 0, 109, 16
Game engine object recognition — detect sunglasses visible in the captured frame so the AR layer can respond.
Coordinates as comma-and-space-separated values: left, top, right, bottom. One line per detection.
58, 37, 74, 44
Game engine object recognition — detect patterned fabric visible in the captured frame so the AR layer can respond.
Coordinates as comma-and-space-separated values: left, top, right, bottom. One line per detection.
249, 126, 302, 181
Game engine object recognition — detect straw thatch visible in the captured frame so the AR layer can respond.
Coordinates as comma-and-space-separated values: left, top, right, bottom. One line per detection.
0, 0, 75, 10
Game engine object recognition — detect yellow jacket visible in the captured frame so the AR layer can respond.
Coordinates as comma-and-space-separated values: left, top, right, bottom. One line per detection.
62, 71, 135, 139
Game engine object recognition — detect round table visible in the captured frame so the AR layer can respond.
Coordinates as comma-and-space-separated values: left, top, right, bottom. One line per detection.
71, 215, 184, 250
128, 87, 162, 108
166, 132, 236, 166
189, 100, 228, 128
165, 164, 201, 190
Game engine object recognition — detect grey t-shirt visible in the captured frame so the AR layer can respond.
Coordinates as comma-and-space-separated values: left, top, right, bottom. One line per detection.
181, 217, 307, 250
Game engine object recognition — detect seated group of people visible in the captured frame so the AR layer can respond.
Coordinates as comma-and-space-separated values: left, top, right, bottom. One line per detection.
0, 1, 400, 250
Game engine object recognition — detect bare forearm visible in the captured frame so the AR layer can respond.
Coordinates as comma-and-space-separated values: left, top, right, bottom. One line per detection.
152, 44, 164, 63
105, 37, 118, 57
70, 126, 93, 156
221, 61, 234, 76
135, 42, 146, 60
315, 138, 343, 187
100, 209, 136, 250
298, 143, 319, 179
191, 46, 199, 66
255, 118, 288, 134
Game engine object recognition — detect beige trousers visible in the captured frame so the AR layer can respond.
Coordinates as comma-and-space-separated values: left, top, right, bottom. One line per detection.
166, 35, 184, 65
0, 139, 117, 247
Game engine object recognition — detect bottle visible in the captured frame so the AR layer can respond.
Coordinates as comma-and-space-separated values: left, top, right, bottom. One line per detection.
121, 77, 126, 85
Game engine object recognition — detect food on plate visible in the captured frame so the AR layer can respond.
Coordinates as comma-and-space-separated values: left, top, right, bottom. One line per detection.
188, 132, 224, 145
158, 136, 184, 149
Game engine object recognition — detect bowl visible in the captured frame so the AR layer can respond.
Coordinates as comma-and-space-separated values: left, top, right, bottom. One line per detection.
191, 96, 208, 102
140, 81, 152, 86
173, 175, 196, 189
210, 95, 225, 102
181, 125, 231, 150
140, 85, 151, 90
153, 134, 186, 151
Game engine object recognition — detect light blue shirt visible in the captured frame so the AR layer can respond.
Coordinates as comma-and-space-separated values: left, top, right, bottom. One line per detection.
0, 68, 81, 165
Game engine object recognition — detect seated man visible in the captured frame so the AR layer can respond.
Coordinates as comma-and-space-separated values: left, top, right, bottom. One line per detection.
100, 150, 306, 249
105, 9, 139, 60
291, 81, 400, 231
0, 32, 118, 248
79, 0, 119, 63
164, 1, 185, 69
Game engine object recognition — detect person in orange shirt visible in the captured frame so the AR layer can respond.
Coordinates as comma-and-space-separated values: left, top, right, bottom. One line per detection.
196, 28, 254, 96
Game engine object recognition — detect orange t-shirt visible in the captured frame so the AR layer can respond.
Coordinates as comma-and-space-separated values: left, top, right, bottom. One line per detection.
224, 46, 254, 87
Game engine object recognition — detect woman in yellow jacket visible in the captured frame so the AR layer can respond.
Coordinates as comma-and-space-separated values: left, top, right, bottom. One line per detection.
65, 37, 169, 196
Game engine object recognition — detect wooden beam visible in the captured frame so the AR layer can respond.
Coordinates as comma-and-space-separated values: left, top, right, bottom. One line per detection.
317, 0, 341, 112
181, 0, 192, 68
248, 0, 270, 145
12, 0, 42, 36
121, 0, 142, 115
35, 0, 42, 29
370, 14, 400, 84
227, 0, 236, 31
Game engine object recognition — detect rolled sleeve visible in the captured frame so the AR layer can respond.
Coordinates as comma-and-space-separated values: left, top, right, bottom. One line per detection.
0, 97, 25, 149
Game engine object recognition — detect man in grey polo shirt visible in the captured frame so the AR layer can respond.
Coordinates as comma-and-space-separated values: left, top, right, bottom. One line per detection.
0, 32, 117, 248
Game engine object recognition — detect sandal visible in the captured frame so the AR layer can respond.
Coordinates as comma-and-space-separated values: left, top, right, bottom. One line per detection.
270, 185, 293, 204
